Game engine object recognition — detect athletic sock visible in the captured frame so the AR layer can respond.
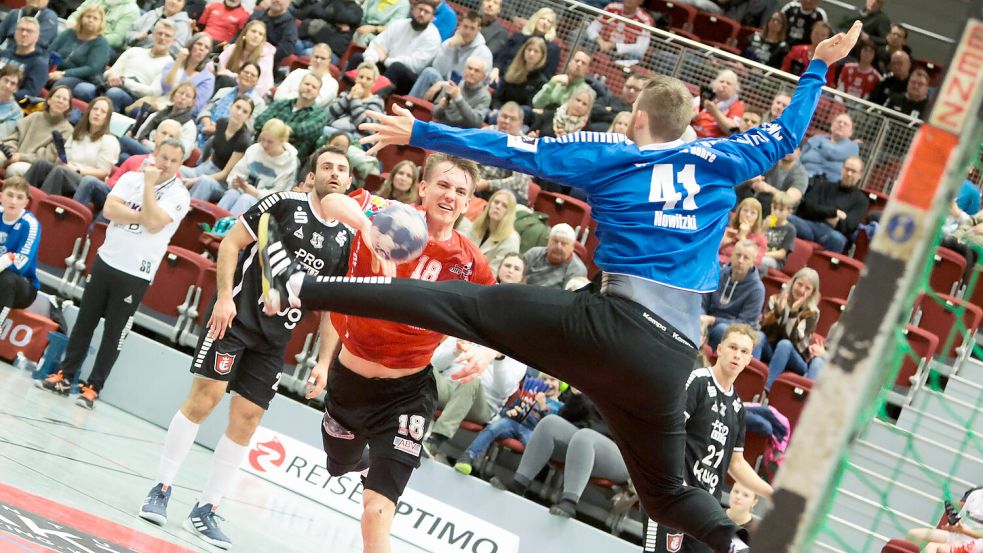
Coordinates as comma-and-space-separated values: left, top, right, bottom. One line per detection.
287, 272, 304, 298
200, 434, 248, 507
157, 410, 200, 488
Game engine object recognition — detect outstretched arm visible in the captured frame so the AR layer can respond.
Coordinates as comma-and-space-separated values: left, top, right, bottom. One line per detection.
359, 105, 630, 194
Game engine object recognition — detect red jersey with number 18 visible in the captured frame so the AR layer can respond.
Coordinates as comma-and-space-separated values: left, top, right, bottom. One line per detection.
330, 189, 496, 369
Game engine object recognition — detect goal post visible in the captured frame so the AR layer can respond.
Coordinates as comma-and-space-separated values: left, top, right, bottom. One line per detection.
753, 6, 983, 552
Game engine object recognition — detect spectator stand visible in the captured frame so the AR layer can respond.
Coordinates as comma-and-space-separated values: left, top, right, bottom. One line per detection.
504, 0, 926, 196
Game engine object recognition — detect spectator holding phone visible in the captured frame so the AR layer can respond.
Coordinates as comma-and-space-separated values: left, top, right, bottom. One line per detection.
691, 69, 745, 138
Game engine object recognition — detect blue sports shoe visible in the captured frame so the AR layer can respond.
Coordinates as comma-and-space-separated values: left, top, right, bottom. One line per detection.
138, 483, 170, 526
184, 502, 231, 550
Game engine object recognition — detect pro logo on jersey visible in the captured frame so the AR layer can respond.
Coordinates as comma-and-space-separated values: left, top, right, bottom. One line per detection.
214, 352, 236, 375
393, 436, 422, 457
666, 533, 684, 552
310, 232, 324, 249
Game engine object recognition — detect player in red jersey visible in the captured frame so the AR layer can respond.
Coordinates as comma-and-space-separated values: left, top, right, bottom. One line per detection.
262, 152, 496, 553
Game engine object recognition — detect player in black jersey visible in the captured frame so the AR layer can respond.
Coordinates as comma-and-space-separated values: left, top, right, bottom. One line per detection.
137, 146, 355, 550
644, 324, 773, 553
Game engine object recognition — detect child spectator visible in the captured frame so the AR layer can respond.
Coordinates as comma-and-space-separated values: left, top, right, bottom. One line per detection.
760, 191, 798, 272
726, 481, 761, 534
0, 65, 24, 137
719, 197, 768, 266
0, 177, 41, 327
453, 373, 563, 476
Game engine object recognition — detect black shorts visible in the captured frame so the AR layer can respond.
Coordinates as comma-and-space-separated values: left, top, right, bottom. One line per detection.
189, 319, 285, 410
320, 361, 437, 500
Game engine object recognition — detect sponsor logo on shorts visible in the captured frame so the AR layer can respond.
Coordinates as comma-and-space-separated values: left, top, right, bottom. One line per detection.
393, 436, 422, 457
323, 413, 355, 440
214, 352, 236, 375
666, 532, 684, 552
642, 312, 666, 331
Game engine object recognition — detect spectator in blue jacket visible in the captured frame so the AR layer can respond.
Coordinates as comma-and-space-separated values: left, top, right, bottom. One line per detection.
702, 239, 765, 349
799, 112, 859, 183
0, 0, 58, 50
0, 17, 49, 99
0, 177, 41, 328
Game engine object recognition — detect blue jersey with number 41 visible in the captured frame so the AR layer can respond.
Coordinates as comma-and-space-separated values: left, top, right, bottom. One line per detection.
410, 60, 829, 293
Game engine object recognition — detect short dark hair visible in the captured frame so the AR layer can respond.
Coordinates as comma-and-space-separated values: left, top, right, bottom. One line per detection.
240, 61, 261, 77
0, 64, 23, 85
308, 145, 350, 174
416, 0, 440, 11
463, 9, 481, 23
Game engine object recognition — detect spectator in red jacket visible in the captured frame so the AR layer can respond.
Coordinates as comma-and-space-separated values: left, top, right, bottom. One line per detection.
199, 0, 250, 44
782, 20, 836, 86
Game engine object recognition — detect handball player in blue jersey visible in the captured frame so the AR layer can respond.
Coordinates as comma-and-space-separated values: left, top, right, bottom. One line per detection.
260, 22, 862, 553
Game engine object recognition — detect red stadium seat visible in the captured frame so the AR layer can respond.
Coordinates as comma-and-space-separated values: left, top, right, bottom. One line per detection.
170, 200, 232, 254
766, 372, 813, 432
928, 246, 966, 297
526, 181, 541, 208
895, 325, 938, 390
184, 148, 202, 168
692, 13, 739, 44
338, 42, 366, 72
386, 94, 434, 123
816, 296, 847, 338
376, 144, 427, 174
180, 261, 217, 348
647, 0, 696, 30
670, 27, 702, 43
136, 246, 208, 340
735, 358, 767, 403
704, 41, 741, 55
781, 238, 816, 277
290, 56, 311, 71
532, 190, 592, 239
363, 173, 385, 193
0, 309, 59, 362
851, 224, 871, 264
33, 196, 92, 278
911, 293, 982, 360
806, 250, 864, 301
740, 430, 769, 474
27, 185, 46, 211
736, 25, 759, 50
459, 420, 486, 432
862, 187, 889, 221
881, 538, 921, 553
762, 272, 789, 308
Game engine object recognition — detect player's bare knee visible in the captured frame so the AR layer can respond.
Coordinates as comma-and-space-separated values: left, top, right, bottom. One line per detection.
362, 490, 396, 523
182, 379, 225, 422
227, 397, 265, 443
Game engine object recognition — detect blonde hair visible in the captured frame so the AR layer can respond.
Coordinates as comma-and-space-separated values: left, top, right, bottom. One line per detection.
356, 61, 379, 80
731, 197, 763, 234
471, 189, 517, 244
607, 111, 631, 133
523, 8, 557, 42
378, 160, 420, 204
423, 153, 480, 196
504, 36, 547, 85
787, 267, 821, 312
75, 4, 106, 36
226, 20, 267, 73
636, 75, 694, 142
260, 117, 291, 142
721, 323, 760, 346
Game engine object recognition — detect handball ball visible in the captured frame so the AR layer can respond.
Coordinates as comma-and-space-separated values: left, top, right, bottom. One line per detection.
369, 203, 428, 263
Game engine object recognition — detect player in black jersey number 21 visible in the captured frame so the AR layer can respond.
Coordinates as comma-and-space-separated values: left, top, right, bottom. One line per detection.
137, 147, 355, 550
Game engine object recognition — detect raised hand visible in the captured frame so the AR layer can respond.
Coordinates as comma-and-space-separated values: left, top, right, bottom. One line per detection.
359, 104, 417, 156
814, 21, 863, 65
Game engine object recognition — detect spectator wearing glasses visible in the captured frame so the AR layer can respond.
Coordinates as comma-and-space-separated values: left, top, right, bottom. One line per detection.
0, 17, 48, 99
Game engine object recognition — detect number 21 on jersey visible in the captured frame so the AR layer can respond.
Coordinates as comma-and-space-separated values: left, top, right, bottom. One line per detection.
648, 164, 701, 212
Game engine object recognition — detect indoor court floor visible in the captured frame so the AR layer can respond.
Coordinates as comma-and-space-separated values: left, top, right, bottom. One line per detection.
0, 362, 426, 553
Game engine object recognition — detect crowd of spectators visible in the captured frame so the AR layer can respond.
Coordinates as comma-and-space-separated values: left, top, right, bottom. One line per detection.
0, 0, 964, 545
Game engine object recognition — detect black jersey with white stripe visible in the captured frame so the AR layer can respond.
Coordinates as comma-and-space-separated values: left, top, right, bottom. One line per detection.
235, 192, 353, 344
683, 367, 746, 500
